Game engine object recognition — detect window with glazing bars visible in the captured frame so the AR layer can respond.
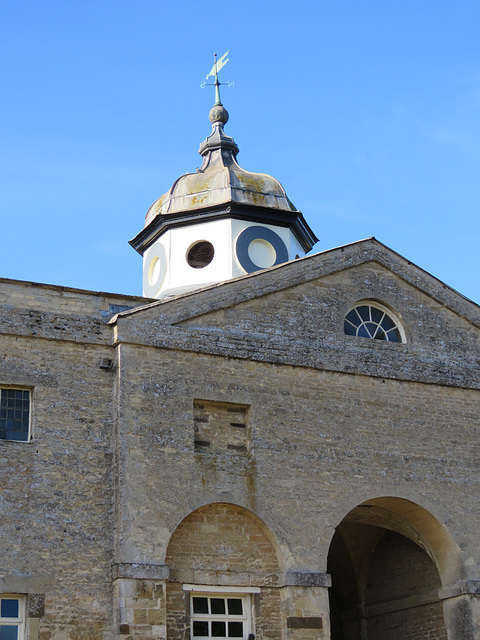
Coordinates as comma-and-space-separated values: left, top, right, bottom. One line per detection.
191, 594, 251, 639
0, 595, 25, 640
0, 389, 31, 442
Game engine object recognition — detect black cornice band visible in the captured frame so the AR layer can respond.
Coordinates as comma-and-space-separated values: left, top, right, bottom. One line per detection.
129, 203, 319, 255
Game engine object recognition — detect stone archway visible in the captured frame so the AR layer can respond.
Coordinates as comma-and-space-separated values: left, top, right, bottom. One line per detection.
327, 497, 461, 640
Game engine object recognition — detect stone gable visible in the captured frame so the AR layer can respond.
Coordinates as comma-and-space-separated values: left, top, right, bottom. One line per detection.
113, 241, 480, 389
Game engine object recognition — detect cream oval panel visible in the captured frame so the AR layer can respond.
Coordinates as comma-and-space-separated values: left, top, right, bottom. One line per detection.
143, 243, 167, 297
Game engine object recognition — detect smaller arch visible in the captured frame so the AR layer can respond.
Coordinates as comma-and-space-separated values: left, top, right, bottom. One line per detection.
166, 502, 283, 584
165, 503, 284, 640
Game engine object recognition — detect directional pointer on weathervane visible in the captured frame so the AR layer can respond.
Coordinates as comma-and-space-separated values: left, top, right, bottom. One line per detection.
201, 51, 234, 105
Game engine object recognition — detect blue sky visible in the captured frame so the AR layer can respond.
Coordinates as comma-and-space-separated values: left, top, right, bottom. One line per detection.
1, 1, 479, 303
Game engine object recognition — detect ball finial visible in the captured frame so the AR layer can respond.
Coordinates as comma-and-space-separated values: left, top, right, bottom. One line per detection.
209, 104, 229, 125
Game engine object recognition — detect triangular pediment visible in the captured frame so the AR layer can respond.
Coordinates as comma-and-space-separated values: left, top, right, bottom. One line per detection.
114, 239, 480, 389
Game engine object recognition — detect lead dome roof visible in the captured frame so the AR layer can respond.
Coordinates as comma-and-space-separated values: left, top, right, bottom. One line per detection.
144, 104, 297, 226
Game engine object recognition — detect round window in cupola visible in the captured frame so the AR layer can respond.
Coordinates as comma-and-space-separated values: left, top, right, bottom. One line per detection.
187, 241, 215, 269
344, 302, 404, 343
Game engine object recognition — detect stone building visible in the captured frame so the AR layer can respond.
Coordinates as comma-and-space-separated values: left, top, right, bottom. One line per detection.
0, 95, 479, 640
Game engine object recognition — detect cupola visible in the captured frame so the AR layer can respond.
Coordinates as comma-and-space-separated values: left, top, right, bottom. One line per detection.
130, 72, 318, 299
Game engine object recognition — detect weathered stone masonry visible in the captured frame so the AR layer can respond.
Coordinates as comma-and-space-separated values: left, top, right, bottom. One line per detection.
0, 238, 479, 640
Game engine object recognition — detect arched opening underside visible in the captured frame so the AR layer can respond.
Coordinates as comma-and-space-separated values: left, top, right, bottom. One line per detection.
328, 498, 460, 640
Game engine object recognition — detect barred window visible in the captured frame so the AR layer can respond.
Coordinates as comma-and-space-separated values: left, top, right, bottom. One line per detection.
0, 389, 31, 442
0, 595, 25, 640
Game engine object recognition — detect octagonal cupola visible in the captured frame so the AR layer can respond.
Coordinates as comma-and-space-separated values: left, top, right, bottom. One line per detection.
130, 94, 317, 299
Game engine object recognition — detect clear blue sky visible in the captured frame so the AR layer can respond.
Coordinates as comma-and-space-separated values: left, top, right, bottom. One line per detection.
1, 1, 479, 303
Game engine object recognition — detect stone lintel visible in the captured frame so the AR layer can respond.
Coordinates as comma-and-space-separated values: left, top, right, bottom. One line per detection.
112, 563, 170, 581
284, 571, 331, 588
0, 576, 53, 594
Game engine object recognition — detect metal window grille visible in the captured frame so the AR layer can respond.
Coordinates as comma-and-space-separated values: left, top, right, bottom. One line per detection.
0, 389, 31, 442
187, 242, 215, 269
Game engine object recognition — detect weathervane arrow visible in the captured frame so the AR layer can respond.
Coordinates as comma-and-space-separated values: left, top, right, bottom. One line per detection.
201, 51, 233, 106
206, 50, 229, 80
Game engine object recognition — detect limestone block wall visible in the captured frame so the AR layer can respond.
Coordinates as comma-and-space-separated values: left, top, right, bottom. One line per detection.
1, 243, 479, 640
114, 343, 480, 573
0, 277, 148, 316
115, 578, 166, 640
364, 532, 447, 640
0, 335, 115, 640
0, 279, 148, 640
117, 242, 480, 392
113, 335, 480, 638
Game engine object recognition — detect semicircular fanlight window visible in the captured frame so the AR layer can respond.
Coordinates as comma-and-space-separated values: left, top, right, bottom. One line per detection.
344, 304, 402, 342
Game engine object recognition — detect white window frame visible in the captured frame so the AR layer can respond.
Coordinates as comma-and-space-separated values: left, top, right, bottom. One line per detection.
183, 585, 259, 640
344, 300, 406, 343
0, 594, 26, 640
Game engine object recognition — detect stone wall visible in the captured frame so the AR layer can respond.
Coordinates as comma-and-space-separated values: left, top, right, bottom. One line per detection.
0, 335, 115, 640
365, 531, 447, 640
0, 279, 147, 640
165, 504, 282, 640
114, 343, 480, 573
1, 239, 480, 640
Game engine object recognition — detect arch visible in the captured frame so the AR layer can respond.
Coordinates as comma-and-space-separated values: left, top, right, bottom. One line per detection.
327, 497, 461, 640
165, 502, 284, 640
338, 497, 462, 586
166, 501, 284, 580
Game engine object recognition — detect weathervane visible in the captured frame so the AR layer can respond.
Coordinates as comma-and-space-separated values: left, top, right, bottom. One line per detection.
201, 51, 234, 105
